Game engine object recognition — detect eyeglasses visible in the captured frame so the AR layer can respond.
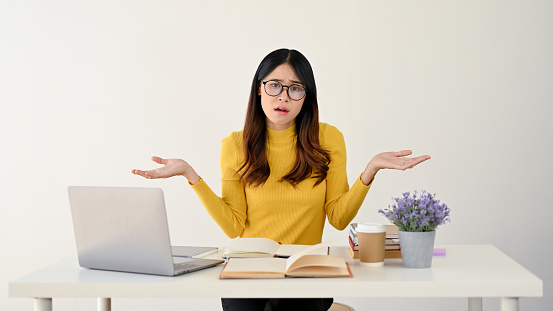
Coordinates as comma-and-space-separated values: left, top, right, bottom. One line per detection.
260, 80, 307, 101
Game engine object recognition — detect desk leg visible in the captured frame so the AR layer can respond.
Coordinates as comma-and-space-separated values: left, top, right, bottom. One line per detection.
500, 297, 518, 311
98, 298, 111, 311
468, 297, 482, 311
34, 298, 52, 311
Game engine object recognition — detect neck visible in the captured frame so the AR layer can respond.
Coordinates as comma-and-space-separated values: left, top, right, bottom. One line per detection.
266, 119, 295, 131
266, 123, 296, 142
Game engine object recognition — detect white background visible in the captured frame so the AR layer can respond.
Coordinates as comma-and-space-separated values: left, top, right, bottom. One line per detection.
1, 1, 551, 310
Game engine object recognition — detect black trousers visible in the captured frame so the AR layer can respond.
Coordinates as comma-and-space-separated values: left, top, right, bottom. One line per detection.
221, 298, 334, 311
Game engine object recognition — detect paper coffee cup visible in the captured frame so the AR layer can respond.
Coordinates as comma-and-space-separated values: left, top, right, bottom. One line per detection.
357, 222, 387, 267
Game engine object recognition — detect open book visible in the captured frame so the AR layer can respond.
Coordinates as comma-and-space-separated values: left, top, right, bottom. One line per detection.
220, 240, 352, 279
222, 238, 329, 259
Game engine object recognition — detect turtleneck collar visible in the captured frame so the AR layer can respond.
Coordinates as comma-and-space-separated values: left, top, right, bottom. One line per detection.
266, 124, 296, 143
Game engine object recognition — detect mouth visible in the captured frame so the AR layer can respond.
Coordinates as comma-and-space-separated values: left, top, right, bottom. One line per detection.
274, 107, 289, 113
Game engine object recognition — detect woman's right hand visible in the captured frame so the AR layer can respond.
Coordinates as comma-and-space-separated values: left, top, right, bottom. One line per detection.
132, 156, 200, 184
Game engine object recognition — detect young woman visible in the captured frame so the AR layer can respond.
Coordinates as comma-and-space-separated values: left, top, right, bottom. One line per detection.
132, 49, 430, 311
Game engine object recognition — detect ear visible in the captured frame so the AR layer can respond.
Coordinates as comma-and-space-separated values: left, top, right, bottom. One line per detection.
257, 83, 261, 96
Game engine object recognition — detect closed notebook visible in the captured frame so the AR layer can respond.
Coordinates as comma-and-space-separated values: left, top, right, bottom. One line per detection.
220, 240, 352, 279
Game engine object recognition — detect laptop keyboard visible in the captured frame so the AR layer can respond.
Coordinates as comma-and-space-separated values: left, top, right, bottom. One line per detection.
174, 262, 198, 271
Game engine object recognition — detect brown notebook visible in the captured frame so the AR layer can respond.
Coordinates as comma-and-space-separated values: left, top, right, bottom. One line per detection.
220, 240, 352, 279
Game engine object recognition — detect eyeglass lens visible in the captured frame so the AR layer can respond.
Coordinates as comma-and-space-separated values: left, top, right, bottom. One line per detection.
263, 81, 306, 101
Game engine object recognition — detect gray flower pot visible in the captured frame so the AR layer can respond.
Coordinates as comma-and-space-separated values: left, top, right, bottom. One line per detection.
398, 230, 436, 269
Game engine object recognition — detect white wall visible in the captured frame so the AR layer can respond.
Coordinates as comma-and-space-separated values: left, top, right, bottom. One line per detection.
1, 1, 551, 310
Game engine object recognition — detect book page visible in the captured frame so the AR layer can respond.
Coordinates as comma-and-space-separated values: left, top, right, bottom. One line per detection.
286, 254, 348, 276
285, 239, 337, 272
223, 258, 287, 273
223, 238, 281, 257
275, 244, 329, 257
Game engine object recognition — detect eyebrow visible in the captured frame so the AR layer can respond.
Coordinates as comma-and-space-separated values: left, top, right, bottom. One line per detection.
268, 78, 304, 85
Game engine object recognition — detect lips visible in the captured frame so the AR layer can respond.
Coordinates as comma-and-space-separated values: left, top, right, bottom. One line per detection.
275, 107, 289, 113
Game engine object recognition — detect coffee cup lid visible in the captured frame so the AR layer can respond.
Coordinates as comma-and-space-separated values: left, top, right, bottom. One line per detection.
357, 222, 386, 233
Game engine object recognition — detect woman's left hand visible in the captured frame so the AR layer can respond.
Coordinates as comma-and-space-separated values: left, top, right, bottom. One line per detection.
361, 150, 431, 185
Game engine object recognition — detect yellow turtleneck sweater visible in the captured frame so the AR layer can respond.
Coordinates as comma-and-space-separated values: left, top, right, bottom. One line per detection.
191, 122, 371, 245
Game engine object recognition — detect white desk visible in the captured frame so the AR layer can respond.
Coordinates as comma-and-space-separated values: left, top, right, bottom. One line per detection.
9, 245, 542, 311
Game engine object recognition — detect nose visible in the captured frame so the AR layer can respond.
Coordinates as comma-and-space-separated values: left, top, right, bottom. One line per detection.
277, 86, 291, 101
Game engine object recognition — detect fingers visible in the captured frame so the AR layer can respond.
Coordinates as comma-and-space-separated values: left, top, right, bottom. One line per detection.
131, 156, 170, 180
419, 155, 431, 162
383, 153, 431, 171
368, 151, 431, 175
151, 156, 167, 165
400, 155, 431, 170
131, 169, 147, 177
132, 169, 151, 178
393, 150, 412, 157
132, 168, 160, 179
133, 169, 162, 179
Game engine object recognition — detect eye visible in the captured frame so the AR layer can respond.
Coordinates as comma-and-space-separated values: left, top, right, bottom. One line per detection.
290, 85, 304, 92
269, 82, 281, 88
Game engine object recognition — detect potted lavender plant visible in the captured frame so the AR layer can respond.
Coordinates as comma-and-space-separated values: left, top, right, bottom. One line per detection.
378, 191, 450, 268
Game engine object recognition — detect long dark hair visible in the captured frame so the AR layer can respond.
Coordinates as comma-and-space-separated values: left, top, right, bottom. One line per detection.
238, 49, 330, 188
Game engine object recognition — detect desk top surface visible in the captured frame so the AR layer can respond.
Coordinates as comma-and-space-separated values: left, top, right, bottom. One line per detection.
9, 244, 543, 299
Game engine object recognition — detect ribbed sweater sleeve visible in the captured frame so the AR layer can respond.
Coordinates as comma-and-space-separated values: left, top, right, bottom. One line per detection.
322, 124, 372, 230
190, 132, 247, 238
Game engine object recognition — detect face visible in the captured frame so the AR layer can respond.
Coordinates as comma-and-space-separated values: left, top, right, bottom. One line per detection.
258, 63, 305, 131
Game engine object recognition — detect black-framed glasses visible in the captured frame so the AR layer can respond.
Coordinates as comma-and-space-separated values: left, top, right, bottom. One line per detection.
260, 80, 307, 101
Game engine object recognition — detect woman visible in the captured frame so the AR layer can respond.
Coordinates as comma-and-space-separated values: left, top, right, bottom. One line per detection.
132, 48, 430, 311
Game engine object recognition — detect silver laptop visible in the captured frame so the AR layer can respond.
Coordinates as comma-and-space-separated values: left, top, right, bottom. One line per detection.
68, 186, 223, 276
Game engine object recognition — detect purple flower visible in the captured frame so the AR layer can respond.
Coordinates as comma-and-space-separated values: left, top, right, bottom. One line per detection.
378, 190, 451, 232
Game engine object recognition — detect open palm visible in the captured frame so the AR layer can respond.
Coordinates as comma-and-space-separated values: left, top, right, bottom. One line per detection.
132, 156, 190, 179
370, 150, 431, 171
